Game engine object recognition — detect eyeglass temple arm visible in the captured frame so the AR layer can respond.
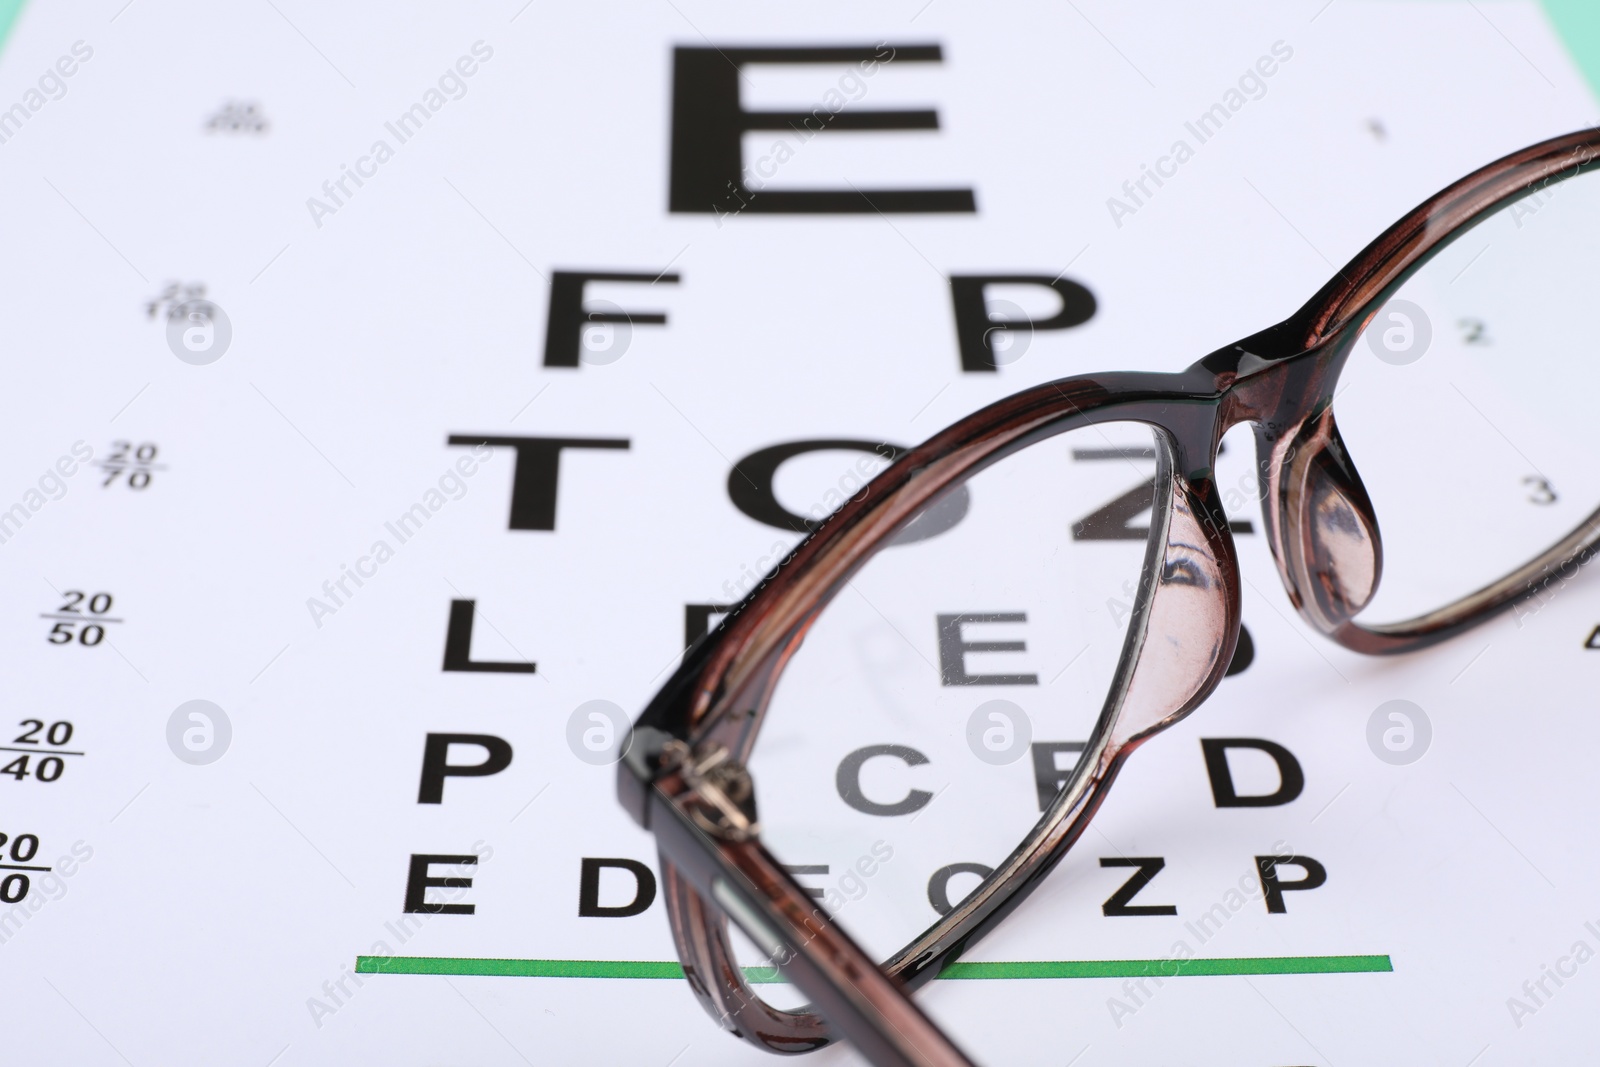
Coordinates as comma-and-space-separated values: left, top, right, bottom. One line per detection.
646, 767, 980, 1067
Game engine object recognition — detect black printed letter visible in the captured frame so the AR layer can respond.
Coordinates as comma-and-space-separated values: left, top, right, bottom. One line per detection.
1256, 855, 1327, 914
578, 858, 658, 917
670, 45, 975, 215
927, 862, 993, 916
937, 613, 1038, 686
1030, 741, 1086, 812
448, 435, 629, 531
417, 733, 514, 804
1100, 857, 1177, 917
404, 854, 478, 915
949, 275, 1096, 372
684, 603, 736, 648
727, 439, 968, 544
442, 600, 535, 674
544, 270, 679, 368
1200, 738, 1304, 808
836, 744, 933, 816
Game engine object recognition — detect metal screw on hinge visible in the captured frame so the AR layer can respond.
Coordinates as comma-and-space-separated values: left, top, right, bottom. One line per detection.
660, 740, 760, 841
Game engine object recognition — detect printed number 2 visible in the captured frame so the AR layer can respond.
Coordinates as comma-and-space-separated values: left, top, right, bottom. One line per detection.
48, 591, 114, 646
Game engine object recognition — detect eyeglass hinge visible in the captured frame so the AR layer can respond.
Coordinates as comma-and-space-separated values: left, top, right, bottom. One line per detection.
659, 739, 760, 842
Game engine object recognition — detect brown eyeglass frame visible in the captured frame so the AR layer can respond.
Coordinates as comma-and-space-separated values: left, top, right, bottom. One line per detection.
615, 128, 1600, 1067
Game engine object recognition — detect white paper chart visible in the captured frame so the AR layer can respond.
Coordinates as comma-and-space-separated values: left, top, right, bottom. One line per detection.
2, 1, 1599, 1064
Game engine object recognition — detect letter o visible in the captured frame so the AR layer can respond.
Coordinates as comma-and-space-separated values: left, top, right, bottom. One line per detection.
728, 439, 969, 545
927, 862, 994, 916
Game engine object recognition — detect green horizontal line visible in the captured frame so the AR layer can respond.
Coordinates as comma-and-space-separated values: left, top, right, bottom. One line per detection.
356, 957, 690, 980
938, 955, 1392, 978
355, 954, 1391, 981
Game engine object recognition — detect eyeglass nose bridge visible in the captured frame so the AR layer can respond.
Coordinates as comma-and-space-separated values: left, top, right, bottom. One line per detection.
1219, 334, 1385, 639
1254, 404, 1384, 636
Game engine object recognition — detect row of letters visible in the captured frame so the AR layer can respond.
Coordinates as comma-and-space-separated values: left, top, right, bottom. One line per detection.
402, 734, 1322, 918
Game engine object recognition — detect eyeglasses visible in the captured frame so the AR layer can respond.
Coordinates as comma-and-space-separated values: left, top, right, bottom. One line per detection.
615, 128, 1600, 1066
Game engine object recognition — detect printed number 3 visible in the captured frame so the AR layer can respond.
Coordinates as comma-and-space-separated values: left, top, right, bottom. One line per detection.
1524, 476, 1558, 505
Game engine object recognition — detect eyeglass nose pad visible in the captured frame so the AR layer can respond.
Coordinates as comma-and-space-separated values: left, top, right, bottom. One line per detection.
1107, 466, 1238, 750
1265, 409, 1384, 632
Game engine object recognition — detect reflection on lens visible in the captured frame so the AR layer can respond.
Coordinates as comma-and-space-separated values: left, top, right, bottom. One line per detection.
745, 422, 1165, 965
1336, 167, 1600, 625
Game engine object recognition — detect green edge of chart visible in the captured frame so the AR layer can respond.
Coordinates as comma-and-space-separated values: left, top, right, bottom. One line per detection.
355, 954, 1393, 982
1543, 0, 1600, 97
0, 0, 25, 56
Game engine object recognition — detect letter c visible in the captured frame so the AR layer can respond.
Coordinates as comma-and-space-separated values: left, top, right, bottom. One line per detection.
355, 154, 379, 178
355, 555, 378, 578
835, 744, 932, 816
1155, 154, 1178, 178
